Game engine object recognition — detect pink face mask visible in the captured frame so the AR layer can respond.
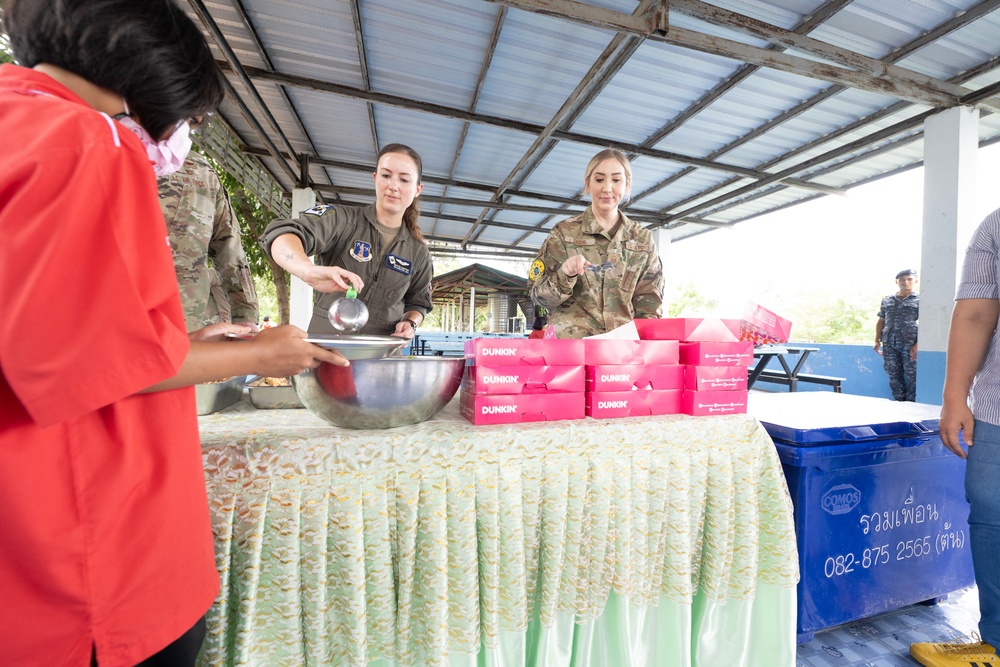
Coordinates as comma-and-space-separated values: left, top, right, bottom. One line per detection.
115, 105, 192, 176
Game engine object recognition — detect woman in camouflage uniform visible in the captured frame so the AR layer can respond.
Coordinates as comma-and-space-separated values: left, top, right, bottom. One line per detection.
529, 149, 664, 338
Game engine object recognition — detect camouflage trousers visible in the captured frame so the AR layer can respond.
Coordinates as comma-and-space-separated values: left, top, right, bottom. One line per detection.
882, 343, 916, 401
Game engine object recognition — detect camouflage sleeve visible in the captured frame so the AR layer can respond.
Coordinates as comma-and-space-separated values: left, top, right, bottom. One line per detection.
402, 247, 434, 316
208, 176, 258, 323
529, 227, 578, 309
632, 240, 664, 319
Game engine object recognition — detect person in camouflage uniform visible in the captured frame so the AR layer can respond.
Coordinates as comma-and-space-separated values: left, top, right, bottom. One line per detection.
529, 149, 663, 338
875, 268, 919, 401
159, 152, 258, 331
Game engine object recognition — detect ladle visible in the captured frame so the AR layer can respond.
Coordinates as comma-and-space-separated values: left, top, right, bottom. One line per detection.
327, 284, 369, 333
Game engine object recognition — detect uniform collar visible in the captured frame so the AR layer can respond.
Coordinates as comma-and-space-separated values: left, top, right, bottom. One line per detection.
363, 203, 411, 241
581, 206, 629, 238
0, 64, 88, 107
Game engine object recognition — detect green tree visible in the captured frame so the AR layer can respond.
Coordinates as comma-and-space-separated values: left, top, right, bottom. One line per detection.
202, 150, 288, 322
667, 281, 719, 317
784, 290, 880, 344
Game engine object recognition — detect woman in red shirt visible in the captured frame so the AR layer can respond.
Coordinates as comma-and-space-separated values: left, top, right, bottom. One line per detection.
0, 2, 347, 665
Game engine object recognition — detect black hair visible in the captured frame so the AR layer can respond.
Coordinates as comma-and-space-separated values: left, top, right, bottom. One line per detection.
376, 143, 426, 244
2, 0, 224, 139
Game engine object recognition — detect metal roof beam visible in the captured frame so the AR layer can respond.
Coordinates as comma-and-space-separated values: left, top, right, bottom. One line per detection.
467, 34, 645, 246
486, 0, 997, 111
656, 25, 999, 111
633, 1, 1000, 214
463, 0, 660, 246
481, 0, 667, 35
309, 184, 673, 224
186, 0, 300, 182
350, 0, 380, 157
435, 7, 508, 238
876, 0, 1000, 63
637, 0, 851, 150
629, 1, 853, 204
655, 108, 935, 228
426, 246, 539, 260
232, 64, 840, 195
227, 0, 330, 192
244, 147, 638, 207
669, 0, 1000, 112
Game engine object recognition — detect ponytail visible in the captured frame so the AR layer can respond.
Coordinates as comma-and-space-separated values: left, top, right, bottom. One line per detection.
403, 199, 425, 243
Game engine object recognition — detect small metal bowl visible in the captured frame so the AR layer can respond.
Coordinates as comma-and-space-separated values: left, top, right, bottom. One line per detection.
293, 357, 465, 429
304, 333, 407, 360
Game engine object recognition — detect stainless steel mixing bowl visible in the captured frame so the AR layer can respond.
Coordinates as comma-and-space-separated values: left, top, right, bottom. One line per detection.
293, 357, 466, 429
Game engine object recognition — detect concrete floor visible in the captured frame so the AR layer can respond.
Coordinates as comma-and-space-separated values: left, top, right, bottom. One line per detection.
795, 585, 981, 666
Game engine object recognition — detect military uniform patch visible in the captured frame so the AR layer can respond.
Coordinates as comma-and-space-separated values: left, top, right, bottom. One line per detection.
350, 240, 373, 262
303, 204, 334, 217
386, 253, 412, 275
529, 259, 545, 281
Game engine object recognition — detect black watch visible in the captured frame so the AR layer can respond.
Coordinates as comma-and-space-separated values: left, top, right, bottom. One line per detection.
401, 317, 419, 330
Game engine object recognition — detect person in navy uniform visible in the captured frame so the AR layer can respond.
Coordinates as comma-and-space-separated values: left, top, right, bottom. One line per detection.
874, 268, 919, 401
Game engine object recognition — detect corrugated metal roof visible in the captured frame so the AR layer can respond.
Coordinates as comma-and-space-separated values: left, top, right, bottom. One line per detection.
180, 0, 1000, 256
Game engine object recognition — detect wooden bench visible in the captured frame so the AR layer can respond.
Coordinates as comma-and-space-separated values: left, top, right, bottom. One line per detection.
756, 370, 844, 393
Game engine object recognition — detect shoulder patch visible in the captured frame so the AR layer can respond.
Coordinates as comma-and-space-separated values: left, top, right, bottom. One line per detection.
303, 204, 334, 217
350, 240, 373, 262
529, 259, 545, 281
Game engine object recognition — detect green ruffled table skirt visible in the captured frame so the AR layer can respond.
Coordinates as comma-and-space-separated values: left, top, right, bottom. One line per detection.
197, 397, 799, 667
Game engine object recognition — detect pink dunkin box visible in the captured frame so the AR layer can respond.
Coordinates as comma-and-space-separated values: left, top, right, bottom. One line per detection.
462, 365, 585, 395
586, 390, 682, 418
583, 339, 679, 365
679, 341, 754, 366
465, 338, 584, 367
460, 391, 585, 425
634, 318, 739, 342
585, 364, 684, 392
684, 365, 748, 391
681, 389, 748, 416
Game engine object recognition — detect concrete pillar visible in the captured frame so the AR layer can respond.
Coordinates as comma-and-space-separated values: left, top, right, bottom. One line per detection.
652, 228, 672, 316
917, 106, 979, 403
287, 189, 317, 330
470, 286, 476, 331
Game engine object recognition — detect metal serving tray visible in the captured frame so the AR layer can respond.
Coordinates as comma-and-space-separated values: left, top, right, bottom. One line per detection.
195, 376, 245, 415
245, 378, 303, 409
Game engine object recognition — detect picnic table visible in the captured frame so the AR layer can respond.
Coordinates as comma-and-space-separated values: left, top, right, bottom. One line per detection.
749, 345, 843, 392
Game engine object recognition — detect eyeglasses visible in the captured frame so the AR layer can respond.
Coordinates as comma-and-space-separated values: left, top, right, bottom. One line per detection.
179, 112, 212, 134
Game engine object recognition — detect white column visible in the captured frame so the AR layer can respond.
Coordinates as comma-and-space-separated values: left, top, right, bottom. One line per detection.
918, 106, 979, 402
652, 228, 672, 316
469, 286, 476, 331
289, 188, 316, 330
920, 107, 979, 351
458, 292, 464, 332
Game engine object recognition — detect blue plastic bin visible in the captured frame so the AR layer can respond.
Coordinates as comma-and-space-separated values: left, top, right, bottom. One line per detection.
748, 392, 974, 644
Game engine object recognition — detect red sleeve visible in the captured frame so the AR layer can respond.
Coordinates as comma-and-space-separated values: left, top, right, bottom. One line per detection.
0, 115, 189, 427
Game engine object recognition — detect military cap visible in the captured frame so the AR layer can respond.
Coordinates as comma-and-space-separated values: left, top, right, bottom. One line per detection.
895, 269, 917, 280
